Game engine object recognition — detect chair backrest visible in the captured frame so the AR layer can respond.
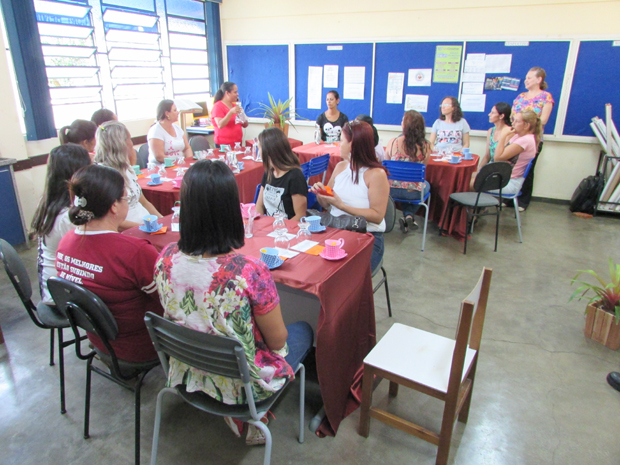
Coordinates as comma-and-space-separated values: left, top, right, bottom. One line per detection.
0, 238, 33, 304
136, 144, 149, 169
473, 162, 512, 193
253, 183, 261, 203
382, 160, 426, 183
384, 196, 396, 233
189, 135, 211, 152
300, 161, 310, 180
308, 154, 330, 182
144, 312, 250, 383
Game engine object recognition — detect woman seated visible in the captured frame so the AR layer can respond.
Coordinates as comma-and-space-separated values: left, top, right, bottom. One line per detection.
94, 121, 161, 229
57, 164, 163, 362
256, 127, 308, 221
356, 114, 386, 161
59, 119, 97, 160
147, 99, 192, 164
154, 160, 313, 445
486, 110, 541, 196
316, 90, 349, 141
385, 110, 431, 234
31, 144, 91, 305
310, 120, 389, 272
429, 96, 470, 153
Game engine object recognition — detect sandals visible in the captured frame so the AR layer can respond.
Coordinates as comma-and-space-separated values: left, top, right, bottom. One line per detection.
399, 216, 418, 234
223, 413, 271, 446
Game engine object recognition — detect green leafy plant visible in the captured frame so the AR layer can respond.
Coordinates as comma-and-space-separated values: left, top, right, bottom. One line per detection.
570, 258, 620, 323
252, 93, 305, 128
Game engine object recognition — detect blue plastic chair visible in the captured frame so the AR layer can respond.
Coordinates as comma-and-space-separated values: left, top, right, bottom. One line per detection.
253, 183, 261, 203
382, 160, 431, 252
307, 154, 330, 184
484, 158, 535, 244
300, 161, 319, 210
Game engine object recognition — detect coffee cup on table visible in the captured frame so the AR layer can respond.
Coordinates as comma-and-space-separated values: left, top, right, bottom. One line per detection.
451, 155, 460, 163
143, 214, 160, 232
324, 238, 345, 258
132, 165, 141, 175
150, 173, 161, 184
164, 157, 175, 167
260, 247, 280, 268
302, 215, 322, 230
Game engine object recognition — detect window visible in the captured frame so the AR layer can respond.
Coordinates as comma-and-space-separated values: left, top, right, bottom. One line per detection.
34, 0, 211, 127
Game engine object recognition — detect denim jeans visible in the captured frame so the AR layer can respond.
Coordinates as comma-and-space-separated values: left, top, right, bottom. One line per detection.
284, 321, 314, 370
370, 232, 384, 273
390, 181, 431, 218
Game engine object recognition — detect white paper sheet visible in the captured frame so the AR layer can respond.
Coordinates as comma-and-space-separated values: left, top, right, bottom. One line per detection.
343, 66, 365, 100
324, 65, 339, 88
462, 82, 484, 94
462, 73, 486, 83
466, 53, 486, 62
275, 248, 300, 259
307, 66, 323, 109
408, 68, 432, 87
485, 54, 512, 73
290, 240, 320, 253
460, 94, 487, 112
386, 72, 404, 104
464, 60, 485, 74
267, 231, 296, 240
404, 94, 429, 113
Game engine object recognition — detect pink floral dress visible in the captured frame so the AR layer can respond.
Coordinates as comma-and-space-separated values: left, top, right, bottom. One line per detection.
154, 245, 294, 405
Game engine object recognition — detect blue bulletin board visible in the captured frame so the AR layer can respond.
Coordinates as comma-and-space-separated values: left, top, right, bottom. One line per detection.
372, 42, 464, 126
294, 43, 373, 122
462, 41, 570, 134
226, 44, 289, 116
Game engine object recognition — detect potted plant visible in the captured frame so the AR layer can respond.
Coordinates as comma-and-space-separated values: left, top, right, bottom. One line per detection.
253, 93, 303, 136
570, 258, 620, 349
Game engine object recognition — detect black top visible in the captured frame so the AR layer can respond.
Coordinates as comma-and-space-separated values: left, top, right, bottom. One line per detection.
261, 168, 308, 219
316, 112, 349, 141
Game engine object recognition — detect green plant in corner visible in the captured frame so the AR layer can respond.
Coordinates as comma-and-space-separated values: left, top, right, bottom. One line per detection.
252, 93, 305, 129
570, 257, 620, 323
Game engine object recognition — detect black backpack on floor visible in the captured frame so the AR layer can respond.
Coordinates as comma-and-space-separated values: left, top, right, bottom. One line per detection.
569, 174, 604, 214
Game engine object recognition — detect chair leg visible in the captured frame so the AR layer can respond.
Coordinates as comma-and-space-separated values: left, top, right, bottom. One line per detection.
436, 400, 459, 465
150, 388, 177, 465
381, 267, 392, 318
84, 358, 94, 439
250, 419, 273, 465
58, 328, 66, 414
439, 199, 452, 235
298, 363, 305, 444
463, 211, 470, 255
358, 364, 374, 438
388, 380, 399, 397
134, 371, 149, 465
514, 198, 523, 243
494, 205, 500, 252
421, 198, 430, 252
49, 329, 55, 366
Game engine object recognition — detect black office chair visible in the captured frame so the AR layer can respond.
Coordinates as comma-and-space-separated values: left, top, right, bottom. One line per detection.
144, 312, 305, 465
47, 277, 159, 465
0, 238, 83, 414
440, 162, 512, 254
372, 196, 394, 317
189, 135, 211, 152
136, 144, 149, 169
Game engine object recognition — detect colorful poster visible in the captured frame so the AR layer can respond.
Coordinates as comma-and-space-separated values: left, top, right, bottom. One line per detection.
433, 45, 462, 83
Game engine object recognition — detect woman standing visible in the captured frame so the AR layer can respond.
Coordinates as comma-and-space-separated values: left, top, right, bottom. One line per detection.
211, 81, 248, 147
31, 144, 91, 305
310, 120, 389, 272
255, 127, 308, 221
147, 99, 192, 164
154, 159, 313, 445
95, 121, 161, 229
385, 110, 431, 234
429, 96, 470, 153
316, 90, 349, 142
511, 67, 554, 211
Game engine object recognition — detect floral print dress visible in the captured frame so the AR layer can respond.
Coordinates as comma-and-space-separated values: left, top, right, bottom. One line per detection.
154, 245, 294, 405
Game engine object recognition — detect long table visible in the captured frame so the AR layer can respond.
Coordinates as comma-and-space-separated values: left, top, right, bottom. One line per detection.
123, 215, 376, 437
139, 152, 264, 215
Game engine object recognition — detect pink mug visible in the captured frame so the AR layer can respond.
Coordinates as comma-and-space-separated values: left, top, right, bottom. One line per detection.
324, 238, 345, 258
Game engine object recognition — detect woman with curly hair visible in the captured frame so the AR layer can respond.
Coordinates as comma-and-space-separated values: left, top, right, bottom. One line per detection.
429, 96, 470, 153
385, 110, 431, 233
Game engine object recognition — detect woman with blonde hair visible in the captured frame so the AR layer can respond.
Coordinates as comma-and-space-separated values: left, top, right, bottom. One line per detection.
94, 121, 161, 229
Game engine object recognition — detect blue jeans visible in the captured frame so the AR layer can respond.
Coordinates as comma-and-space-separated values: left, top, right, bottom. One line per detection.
284, 321, 314, 370
390, 181, 431, 218
370, 232, 384, 273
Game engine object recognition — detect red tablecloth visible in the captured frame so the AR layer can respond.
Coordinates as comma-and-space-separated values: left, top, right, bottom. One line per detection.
123, 215, 376, 437
246, 137, 303, 149
292, 142, 343, 184
139, 152, 264, 215
425, 155, 479, 240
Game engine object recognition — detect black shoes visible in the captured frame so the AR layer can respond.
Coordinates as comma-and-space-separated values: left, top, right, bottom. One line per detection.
399, 216, 418, 234
607, 372, 620, 392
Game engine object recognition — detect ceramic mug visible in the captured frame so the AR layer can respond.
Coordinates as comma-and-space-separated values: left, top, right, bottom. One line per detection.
164, 157, 175, 167
131, 165, 141, 175
324, 238, 345, 258
302, 215, 322, 229
150, 173, 161, 184
143, 214, 160, 232
260, 247, 280, 268
451, 155, 460, 163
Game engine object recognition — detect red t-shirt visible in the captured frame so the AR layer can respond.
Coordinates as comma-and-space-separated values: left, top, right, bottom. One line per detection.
212, 100, 243, 146
56, 230, 163, 362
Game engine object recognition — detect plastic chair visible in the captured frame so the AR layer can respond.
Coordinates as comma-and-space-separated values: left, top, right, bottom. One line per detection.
300, 161, 320, 210
307, 154, 330, 184
47, 277, 159, 465
144, 312, 305, 465
484, 158, 535, 244
440, 162, 512, 254
371, 196, 394, 317
136, 144, 149, 169
359, 267, 493, 465
253, 183, 261, 203
0, 238, 84, 414
189, 135, 211, 152
382, 160, 431, 252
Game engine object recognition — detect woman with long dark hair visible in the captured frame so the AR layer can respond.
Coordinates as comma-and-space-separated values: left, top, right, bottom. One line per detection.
212, 81, 248, 147
154, 159, 313, 445
429, 96, 470, 152
385, 110, 431, 233
310, 120, 390, 271
32, 144, 91, 305
58, 119, 97, 159
256, 127, 308, 221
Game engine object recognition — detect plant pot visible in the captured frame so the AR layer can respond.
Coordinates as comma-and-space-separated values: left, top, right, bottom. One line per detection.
584, 302, 620, 349
265, 121, 289, 137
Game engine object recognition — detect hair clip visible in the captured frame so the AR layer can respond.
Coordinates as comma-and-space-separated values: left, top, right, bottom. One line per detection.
76, 210, 95, 222
74, 196, 87, 208
99, 125, 106, 131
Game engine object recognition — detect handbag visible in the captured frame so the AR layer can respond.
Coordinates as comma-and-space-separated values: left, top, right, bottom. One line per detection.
307, 209, 368, 233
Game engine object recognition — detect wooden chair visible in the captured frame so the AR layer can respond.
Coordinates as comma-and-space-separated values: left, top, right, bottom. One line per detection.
359, 267, 492, 465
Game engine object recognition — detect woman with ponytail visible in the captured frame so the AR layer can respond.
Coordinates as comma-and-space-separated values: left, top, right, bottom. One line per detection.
212, 81, 248, 147
58, 119, 97, 160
